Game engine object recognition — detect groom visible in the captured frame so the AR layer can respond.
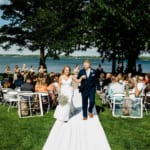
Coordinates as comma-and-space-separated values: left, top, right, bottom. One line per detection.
78, 60, 100, 120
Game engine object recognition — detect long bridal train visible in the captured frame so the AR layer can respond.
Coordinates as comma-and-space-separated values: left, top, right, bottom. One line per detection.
43, 90, 111, 150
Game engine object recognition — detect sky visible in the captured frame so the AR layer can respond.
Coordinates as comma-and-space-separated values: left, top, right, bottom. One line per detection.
0, 0, 10, 26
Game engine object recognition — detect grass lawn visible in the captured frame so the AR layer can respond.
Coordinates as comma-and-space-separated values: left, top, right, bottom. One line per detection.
0, 95, 150, 150
95, 94, 150, 150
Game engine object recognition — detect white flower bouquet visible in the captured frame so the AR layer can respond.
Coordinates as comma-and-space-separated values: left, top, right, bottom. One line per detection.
57, 95, 68, 106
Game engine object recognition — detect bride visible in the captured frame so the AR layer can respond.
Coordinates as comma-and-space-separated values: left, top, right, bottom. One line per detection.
54, 66, 85, 122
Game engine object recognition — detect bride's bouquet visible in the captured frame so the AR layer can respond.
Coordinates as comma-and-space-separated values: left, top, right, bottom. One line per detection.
57, 95, 68, 106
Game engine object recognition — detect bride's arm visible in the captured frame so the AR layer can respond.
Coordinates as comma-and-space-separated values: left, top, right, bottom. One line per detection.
72, 75, 85, 83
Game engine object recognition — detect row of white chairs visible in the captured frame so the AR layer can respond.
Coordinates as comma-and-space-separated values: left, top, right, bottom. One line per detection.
100, 86, 150, 118
1, 88, 51, 116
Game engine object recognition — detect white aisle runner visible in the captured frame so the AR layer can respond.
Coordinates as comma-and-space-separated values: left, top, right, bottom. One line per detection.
43, 95, 111, 150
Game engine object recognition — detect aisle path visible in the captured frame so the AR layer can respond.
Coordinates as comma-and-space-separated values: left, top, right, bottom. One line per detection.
43, 97, 111, 150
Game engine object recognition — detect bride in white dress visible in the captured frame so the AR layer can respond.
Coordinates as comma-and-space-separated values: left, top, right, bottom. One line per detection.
54, 66, 85, 122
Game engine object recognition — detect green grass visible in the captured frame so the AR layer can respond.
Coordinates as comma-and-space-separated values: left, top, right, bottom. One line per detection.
0, 96, 150, 150
95, 94, 150, 150
0, 106, 55, 150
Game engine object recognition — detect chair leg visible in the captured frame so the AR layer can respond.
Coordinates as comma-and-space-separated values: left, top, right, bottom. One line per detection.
143, 104, 148, 114
7, 102, 12, 112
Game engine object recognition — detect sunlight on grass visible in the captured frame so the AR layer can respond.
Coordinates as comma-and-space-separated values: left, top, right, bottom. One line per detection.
95, 94, 150, 150
0, 95, 150, 150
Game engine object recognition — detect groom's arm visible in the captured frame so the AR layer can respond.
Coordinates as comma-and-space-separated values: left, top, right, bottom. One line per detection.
77, 70, 82, 79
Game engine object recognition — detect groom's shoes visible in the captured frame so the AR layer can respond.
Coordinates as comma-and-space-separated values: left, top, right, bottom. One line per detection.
89, 113, 93, 118
83, 117, 87, 120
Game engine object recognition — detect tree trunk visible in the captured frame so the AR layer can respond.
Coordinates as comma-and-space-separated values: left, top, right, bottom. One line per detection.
127, 53, 137, 75
53, 50, 60, 60
112, 50, 116, 74
39, 46, 47, 69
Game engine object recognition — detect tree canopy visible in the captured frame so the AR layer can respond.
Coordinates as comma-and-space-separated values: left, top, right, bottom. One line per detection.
0, 0, 86, 67
85, 0, 150, 73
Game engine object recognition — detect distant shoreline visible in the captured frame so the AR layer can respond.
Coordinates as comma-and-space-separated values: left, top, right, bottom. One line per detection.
0, 54, 150, 60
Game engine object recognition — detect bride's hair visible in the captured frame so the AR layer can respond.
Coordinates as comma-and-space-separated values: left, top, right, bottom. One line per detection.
61, 66, 71, 75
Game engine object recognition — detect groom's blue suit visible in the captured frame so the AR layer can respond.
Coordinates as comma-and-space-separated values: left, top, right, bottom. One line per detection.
78, 68, 100, 118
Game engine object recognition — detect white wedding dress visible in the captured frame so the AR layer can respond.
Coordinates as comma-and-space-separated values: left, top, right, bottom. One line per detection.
54, 78, 75, 122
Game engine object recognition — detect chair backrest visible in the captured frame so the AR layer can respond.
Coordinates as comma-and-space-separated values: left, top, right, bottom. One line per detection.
146, 92, 150, 97
7, 91, 18, 100
113, 96, 124, 103
2, 88, 13, 93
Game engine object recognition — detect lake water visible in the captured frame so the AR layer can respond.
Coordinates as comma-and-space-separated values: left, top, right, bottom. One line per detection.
0, 56, 149, 73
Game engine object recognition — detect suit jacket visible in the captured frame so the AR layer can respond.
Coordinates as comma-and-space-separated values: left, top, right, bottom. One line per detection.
77, 68, 100, 93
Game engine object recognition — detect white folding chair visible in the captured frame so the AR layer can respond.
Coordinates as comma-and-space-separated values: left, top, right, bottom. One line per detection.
6, 91, 19, 112
37, 92, 50, 113
143, 92, 150, 114
112, 94, 124, 117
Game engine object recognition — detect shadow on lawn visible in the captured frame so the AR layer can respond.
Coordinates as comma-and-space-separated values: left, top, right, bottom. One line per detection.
95, 105, 105, 114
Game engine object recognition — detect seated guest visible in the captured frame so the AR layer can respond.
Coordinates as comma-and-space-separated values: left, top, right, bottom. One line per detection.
4, 77, 15, 89
14, 73, 24, 87
144, 73, 150, 86
1, 73, 9, 87
108, 76, 125, 95
102, 73, 112, 90
35, 75, 48, 92
21, 78, 34, 92
39, 65, 46, 74
47, 76, 57, 108
130, 76, 145, 98
35, 74, 49, 113
144, 74, 150, 108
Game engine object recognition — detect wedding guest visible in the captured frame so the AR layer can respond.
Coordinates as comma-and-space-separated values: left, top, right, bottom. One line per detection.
13, 65, 20, 81
72, 64, 80, 89
4, 65, 11, 76
144, 74, 150, 108
1, 73, 9, 87
21, 78, 34, 92
14, 73, 24, 87
52, 74, 60, 93
108, 76, 124, 95
124, 64, 129, 74
35, 74, 48, 92
144, 74, 150, 93
117, 63, 124, 74
130, 76, 145, 98
73, 64, 80, 77
97, 64, 104, 76
137, 64, 142, 75
102, 73, 112, 90
47, 76, 57, 108
39, 65, 46, 74
3, 77, 15, 89
22, 64, 28, 72
99, 73, 105, 92
29, 65, 35, 73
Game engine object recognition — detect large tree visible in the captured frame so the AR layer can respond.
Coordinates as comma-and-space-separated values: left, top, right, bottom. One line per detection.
86, 0, 150, 73
0, 0, 85, 68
